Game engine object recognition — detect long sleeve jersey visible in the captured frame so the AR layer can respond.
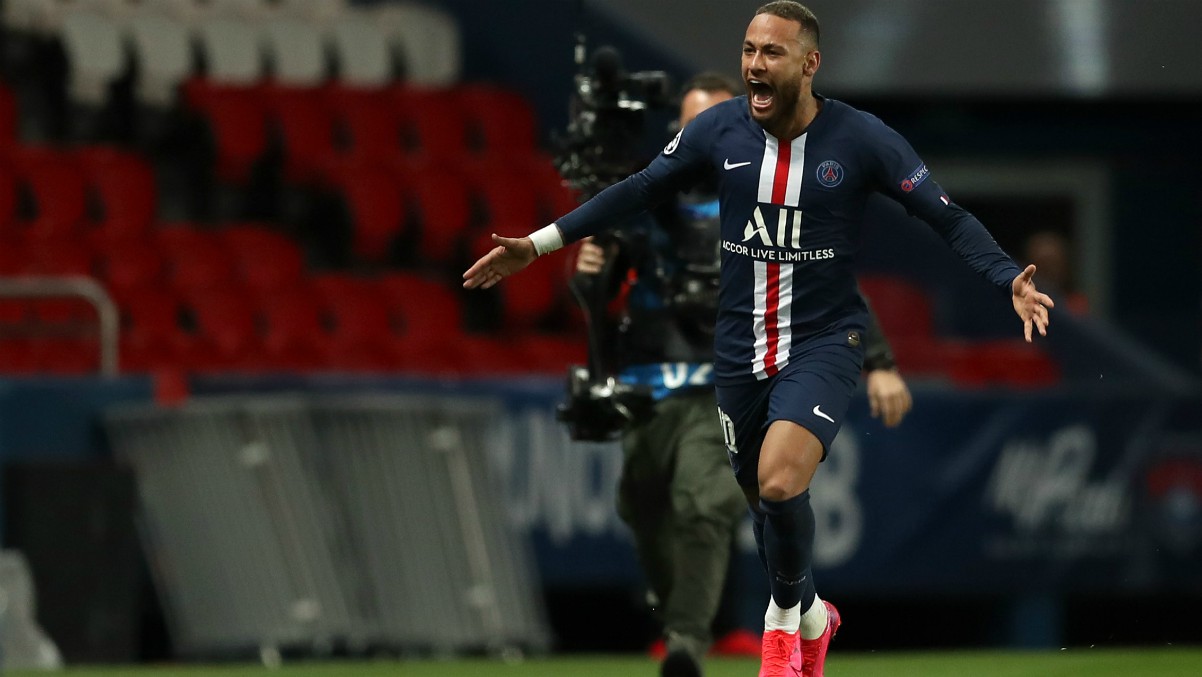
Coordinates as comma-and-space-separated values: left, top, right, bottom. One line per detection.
556, 95, 1021, 384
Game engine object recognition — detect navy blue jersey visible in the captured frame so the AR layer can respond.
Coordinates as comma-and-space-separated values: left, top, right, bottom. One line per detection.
557, 95, 1022, 384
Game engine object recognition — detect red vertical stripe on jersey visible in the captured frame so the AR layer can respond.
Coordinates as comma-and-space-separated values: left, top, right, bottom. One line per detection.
771, 142, 791, 205
762, 262, 781, 375
762, 141, 792, 375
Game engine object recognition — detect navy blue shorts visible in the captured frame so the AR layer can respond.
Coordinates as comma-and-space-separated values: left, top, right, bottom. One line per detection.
716, 331, 864, 489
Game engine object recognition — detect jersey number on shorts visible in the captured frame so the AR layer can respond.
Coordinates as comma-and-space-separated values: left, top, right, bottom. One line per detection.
718, 406, 738, 454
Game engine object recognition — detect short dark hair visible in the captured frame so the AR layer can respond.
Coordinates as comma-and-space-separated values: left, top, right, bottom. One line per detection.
681, 71, 741, 98
755, 1, 820, 47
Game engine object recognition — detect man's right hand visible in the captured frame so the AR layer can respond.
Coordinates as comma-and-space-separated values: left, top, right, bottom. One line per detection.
462, 234, 537, 289
575, 237, 606, 275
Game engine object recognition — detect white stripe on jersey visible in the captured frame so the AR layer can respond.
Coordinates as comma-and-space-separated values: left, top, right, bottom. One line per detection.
750, 133, 808, 379
774, 263, 794, 369
756, 135, 779, 204
751, 260, 770, 379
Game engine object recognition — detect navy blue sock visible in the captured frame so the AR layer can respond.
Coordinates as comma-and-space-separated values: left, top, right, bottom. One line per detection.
749, 507, 767, 572
759, 491, 816, 611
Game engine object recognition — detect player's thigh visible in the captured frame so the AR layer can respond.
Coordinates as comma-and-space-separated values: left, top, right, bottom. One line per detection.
766, 342, 864, 460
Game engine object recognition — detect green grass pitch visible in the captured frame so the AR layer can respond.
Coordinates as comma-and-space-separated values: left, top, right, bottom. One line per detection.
9, 648, 1201, 677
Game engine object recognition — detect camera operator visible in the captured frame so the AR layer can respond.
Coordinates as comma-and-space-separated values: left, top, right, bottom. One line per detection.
574, 72, 912, 677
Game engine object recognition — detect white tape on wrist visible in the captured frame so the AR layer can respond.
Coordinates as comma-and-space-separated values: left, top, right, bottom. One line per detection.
528, 224, 564, 256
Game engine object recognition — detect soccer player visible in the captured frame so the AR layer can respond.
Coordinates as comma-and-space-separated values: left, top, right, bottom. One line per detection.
465, 3, 1053, 675
575, 71, 913, 677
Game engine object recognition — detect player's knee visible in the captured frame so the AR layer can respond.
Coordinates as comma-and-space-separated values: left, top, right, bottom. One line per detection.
758, 474, 799, 503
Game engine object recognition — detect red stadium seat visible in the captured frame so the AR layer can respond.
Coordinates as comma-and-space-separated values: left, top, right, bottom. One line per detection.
219, 223, 307, 296
117, 287, 186, 372
455, 84, 538, 157
158, 228, 238, 296
460, 158, 540, 230
183, 79, 269, 184
185, 288, 262, 371
0, 339, 38, 374
392, 85, 469, 161
311, 273, 402, 371
329, 163, 409, 264
35, 337, 100, 374
8, 147, 88, 239
326, 85, 407, 168
74, 146, 157, 241
95, 239, 166, 297
262, 85, 337, 185
856, 274, 935, 340
374, 272, 463, 337
0, 165, 18, 234
407, 167, 471, 263
943, 339, 1060, 388
259, 286, 330, 371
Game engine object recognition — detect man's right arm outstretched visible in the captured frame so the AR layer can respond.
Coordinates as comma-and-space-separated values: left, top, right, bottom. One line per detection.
463, 108, 718, 289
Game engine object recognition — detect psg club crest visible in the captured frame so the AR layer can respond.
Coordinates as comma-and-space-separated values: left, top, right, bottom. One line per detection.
816, 160, 843, 187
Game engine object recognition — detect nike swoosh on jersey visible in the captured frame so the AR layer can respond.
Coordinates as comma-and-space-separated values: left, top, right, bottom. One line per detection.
813, 405, 835, 423
724, 159, 752, 170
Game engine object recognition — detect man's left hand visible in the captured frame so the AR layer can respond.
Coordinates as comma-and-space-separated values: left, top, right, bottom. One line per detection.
1011, 264, 1055, 342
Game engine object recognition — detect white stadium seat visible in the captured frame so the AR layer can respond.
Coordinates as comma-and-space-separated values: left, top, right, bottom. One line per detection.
125, 9, 195, 107
375, 2, 462, 86
60, 9, 127, 105
196, 15, 265, 85
263, 16, 328, 86
328, 12, 392, 88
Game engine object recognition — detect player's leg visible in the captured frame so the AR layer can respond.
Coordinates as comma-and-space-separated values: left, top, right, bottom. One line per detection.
757, 342, 862, 677
755, 420, 824, 676
660, 390, 746, 675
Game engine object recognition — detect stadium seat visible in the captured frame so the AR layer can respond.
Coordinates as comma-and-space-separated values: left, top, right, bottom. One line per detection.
945, 339, 1060, 388
35, 336, 101, 375
195, 15, 265, 85
184, 287, 262, 371
74, 147, 158, 240
8, 148, 89, 240
0, 166, 17, 233
406, 167, 471, 264
455, 84, 538, 157
328, 12, 393, 88
259, 285, 329, 371
374, 272, 463, 338
0, 339, 38, 374
374, 2, 462, 86
261, 16, 327, 87
328, 163, 408, 264
125, 9, 194, 108
117, 286, 186, 372
392, 86, 469, 161
262, 85, 337, 185
856, 273, 936, 340
183, 80, 270, 184
160, 230, 238, 296
94, 238, 166, 297
219, 223, 307, 296
311, 273, 400, 370
460, 158, 540, 230
325, 85, 406, 168
60, 9, 127, 106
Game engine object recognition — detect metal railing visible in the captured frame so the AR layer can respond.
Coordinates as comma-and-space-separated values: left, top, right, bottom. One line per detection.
0, 276, 119, 376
